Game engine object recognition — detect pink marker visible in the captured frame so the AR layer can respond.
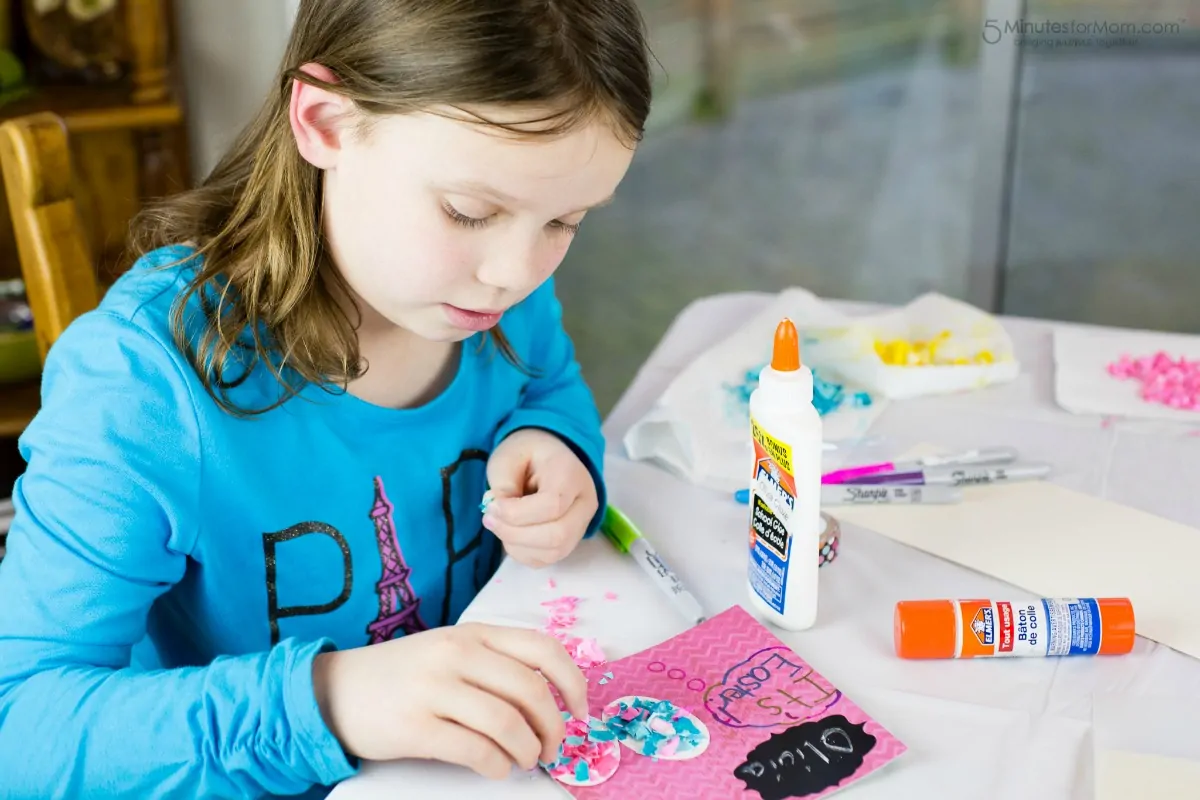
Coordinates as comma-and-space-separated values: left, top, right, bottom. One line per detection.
821, 447, 1017, 484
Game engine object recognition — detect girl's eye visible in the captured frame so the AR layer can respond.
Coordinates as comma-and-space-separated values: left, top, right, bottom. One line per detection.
442, 201, 490, 229
549, 219, 582, 236
443, 200, 581, 236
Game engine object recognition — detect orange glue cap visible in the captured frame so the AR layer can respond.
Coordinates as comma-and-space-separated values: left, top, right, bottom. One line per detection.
893, 600, 957, 659
1095, 598, 1136, 655
771, 318, 801, 372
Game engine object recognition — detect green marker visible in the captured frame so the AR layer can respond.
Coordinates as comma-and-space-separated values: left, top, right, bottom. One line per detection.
601, 505, 706, 626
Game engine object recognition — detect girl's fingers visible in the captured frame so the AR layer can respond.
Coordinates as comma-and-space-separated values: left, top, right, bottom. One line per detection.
458, 644, 568, 763
434, 683, 543, 770
486, 484, 574, 527
411, 718, 515, 780
503, 544, 551, 570
485, 500, 592, 551
463, 623, 590, 721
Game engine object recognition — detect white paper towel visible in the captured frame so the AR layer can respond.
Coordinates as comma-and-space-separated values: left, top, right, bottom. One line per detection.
621, 289, 887, 493
1054, 326, 1200, 424
804, 293, 1019, 400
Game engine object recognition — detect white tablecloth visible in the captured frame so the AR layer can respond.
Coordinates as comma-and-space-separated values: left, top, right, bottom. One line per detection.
331, 293, 1200, 800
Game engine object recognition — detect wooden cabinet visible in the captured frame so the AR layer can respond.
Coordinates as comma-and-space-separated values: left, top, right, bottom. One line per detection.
0, 0, 189, 436
0, 0, 189, 283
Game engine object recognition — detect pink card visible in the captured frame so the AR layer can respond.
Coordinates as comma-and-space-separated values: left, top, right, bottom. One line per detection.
550, 605, 905, 799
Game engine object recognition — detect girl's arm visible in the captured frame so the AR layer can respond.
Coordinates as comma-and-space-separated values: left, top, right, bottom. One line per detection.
492, 279, 608, 535
0, 312, 355, 798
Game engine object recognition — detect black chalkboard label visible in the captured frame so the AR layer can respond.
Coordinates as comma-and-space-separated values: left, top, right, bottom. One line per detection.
733, 714, 877, 800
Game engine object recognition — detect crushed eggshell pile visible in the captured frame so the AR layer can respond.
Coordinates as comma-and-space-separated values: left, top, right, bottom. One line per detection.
601, 696, 709, 760
558, 635, 608, 671
541, 712, 622, 786
1108, 351, 1200, 411
812, 369, 873, 417
874, 331, 995, 367
539, 595, 608, 671
534, 594, 713, 787
542, 697, 710, 786
540, 594, 579, 633
536, 594, 621, 786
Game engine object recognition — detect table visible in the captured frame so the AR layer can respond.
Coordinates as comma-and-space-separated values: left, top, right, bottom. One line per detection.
331, 293, 1200, 800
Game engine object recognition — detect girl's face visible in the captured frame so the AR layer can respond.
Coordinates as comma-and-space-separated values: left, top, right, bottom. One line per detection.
320, 108, 635, 342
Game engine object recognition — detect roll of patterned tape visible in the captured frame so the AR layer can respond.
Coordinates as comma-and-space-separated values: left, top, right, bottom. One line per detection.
819, 512, 840, 568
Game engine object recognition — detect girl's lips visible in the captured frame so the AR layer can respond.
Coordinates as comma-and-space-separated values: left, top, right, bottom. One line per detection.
443, 304, 504, 331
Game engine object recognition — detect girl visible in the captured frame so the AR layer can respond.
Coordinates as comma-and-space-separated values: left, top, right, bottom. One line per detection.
0, 1, 651, 797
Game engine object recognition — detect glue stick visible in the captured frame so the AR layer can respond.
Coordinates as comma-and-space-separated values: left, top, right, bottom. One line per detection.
746, 318, 823, 631
893, 598, 1135, 659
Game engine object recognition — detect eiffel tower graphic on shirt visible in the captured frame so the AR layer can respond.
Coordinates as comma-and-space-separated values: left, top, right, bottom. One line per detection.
366, 476, 428, 643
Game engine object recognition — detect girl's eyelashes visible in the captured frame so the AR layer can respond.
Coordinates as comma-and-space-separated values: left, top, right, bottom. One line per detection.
441, 201, 582, 236
442, 201, 489, 229
549, 219, 582, 236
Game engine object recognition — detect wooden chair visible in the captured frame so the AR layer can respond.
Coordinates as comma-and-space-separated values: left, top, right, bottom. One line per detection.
0, 112, 100, 363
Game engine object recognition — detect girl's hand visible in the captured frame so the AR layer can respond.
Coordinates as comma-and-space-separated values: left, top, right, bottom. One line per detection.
312, 623, 588, 779
483, 429, 599, 568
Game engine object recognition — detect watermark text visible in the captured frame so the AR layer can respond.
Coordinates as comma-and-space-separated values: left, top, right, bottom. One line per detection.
982, 18, 1188, 48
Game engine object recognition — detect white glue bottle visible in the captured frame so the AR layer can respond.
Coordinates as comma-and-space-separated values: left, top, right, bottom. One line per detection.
746, 318, 823, 630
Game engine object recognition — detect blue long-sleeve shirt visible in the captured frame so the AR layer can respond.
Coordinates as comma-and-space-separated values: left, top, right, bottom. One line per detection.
0, 245, 607, 799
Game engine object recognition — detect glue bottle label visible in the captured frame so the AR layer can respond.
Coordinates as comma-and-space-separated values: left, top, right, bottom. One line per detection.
957, 598, 1103, 657
748, 417, 796, 615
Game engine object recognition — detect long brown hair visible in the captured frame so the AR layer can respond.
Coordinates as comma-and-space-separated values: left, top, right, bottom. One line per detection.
129, 0, 653, 415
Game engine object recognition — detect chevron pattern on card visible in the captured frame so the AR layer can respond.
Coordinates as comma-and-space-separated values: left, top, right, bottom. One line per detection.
553, 605, 906, 799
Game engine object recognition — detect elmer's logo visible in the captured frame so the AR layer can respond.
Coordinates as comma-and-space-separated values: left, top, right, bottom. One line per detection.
971, 607, 995, 646
755, 460, 795, 510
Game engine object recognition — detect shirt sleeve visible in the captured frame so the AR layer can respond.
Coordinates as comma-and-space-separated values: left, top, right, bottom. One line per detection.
492, 279, 608, 537
0, 311, 357, 798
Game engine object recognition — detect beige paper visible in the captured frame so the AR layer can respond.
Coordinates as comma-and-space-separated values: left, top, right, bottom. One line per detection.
1095, 751, 1200, 799
834, 478, 1200, 660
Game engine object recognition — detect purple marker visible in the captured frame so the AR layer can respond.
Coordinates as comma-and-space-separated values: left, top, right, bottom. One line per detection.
822, 447, 1017, 484
842, 463, 1051, 487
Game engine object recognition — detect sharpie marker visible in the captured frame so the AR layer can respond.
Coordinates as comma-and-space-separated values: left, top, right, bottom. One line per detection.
842, 463, 1051, 487
601, 505, 706, 626
822, 447, 1018, 484
735, 485, 961, 505
820, 484, 962, 505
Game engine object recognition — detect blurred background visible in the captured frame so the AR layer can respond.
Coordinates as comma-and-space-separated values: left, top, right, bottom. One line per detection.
558, 0, 1200, 412
0, 0, 1196, 533
177, 0, 1200, 414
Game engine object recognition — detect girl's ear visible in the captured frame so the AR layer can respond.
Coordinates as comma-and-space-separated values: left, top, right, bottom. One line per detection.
289, 63, 354, 170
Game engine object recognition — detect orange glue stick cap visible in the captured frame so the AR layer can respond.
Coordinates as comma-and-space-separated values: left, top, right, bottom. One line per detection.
893, 599, 956, 659
1097, 597, 1136, 655
771, 318, 801, 372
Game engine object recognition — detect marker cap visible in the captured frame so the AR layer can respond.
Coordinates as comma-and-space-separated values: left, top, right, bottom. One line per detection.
1096, 597, 1136, 655
893, 599, 956, 659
